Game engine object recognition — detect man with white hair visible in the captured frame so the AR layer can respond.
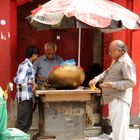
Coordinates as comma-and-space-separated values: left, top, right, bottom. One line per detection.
89, 40, 136, 140
34, 42, 63, 85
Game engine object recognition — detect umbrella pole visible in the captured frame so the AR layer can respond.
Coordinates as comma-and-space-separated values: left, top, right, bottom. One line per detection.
78, 28, 81, 66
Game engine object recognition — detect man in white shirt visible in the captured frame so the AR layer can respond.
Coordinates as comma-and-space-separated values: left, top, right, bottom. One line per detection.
89, 40, 136, 140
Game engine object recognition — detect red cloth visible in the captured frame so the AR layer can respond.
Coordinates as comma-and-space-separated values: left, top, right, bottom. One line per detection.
101, 104, 109, 117
49, 66, 60, 74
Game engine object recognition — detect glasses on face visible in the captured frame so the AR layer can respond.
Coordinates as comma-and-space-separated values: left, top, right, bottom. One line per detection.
108, 49, 119, 55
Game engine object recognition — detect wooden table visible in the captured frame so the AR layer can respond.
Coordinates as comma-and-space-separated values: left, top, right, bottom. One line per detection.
35, 89, 101, 140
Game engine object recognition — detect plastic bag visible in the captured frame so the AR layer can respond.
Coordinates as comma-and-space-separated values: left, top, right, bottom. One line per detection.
1, 128, 30, 140
60, 59, 76, 66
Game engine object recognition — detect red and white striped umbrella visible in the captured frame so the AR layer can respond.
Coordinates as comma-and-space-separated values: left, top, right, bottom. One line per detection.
31, 0, 140, 30
30, 0, 140, 65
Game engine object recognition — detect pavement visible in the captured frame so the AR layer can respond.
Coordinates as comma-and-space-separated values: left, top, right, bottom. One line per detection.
86, 128, 139, 140
29, 127, 140, 140
127, 128, 139, 140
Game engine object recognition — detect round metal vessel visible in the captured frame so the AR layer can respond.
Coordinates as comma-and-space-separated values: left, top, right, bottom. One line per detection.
48, 66, 85, 89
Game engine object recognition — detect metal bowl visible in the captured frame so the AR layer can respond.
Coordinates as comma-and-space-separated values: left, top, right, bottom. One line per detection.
48, 66, 85, 89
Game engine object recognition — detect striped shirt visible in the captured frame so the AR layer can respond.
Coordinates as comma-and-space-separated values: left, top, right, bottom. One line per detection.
14, 58, 35, 102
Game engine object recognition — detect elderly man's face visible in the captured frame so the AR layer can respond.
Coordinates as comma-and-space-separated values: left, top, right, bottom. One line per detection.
45, 47, 56, 60
108, 42, 122, 60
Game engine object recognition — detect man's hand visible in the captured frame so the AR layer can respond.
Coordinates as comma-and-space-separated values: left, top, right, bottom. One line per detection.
36, 76, 48, 83
89, 79, 97, 87
32, 82, 38, 91
99, 82, 112, 88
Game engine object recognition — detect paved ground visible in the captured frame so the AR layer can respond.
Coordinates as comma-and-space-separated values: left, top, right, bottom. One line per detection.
86, 128, 139, 140
127, 128, 139, 140
29, 127, 140, 140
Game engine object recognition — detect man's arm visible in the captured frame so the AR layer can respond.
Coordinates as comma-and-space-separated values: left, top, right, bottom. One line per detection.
14, 64, 28, 84
111, 63, 136, 90
89, 69, 109, 86
101, 62, 136, 90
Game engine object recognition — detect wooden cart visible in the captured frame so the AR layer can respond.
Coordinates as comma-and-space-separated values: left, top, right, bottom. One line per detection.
35, 89, 101, 140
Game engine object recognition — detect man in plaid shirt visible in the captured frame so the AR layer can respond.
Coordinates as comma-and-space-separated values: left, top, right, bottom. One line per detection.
14, 45, 39, 133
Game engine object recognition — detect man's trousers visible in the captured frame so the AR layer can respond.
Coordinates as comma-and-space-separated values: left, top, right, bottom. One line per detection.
109, 99, 130, 140
16, 100, 33, 133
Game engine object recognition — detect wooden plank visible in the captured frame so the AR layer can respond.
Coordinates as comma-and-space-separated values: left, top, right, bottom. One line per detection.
41, 93, 91, 102
35, 89, 101, 96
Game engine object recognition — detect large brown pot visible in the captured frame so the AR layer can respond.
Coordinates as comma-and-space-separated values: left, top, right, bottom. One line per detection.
48, 66, 85, 89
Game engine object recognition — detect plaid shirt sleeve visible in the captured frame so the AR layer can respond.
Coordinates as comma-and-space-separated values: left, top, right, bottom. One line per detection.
14, 63, 29, 84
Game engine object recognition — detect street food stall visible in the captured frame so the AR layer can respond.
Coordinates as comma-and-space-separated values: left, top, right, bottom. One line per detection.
33, 65, 101, 140
0, 2, 140, 135
35, 88, 101, 140
1, 1, 140, 139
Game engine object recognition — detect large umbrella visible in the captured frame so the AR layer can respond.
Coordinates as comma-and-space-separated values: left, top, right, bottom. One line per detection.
31, 0, 140, 30
30, 0, 140, 65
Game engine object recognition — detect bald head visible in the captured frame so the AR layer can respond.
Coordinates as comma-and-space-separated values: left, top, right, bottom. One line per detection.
110, 40, 127, 53
109, 40, 127, 60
